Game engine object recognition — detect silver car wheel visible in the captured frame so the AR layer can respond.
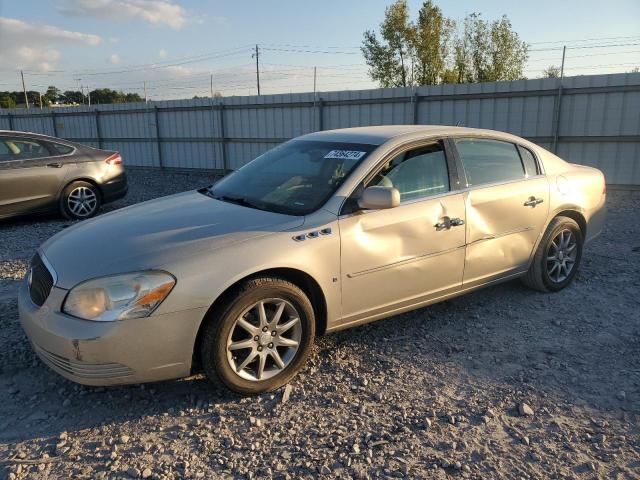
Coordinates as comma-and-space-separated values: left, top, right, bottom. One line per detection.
546, 229, 577, 283
226, 298, 302, 381
67, 186, 98, 217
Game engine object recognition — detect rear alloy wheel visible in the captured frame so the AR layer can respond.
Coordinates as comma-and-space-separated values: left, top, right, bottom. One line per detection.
522, 216, 583, 292
546, 229, 578, 283
61, 181, 101, 220
200, 277, 315, 394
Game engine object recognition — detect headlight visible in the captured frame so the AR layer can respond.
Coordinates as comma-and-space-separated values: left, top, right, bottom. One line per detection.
63, 271, 175, 321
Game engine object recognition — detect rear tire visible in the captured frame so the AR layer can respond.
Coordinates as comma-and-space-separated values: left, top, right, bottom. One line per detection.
200, 277, 315, 395
60, 181, 101, 220
522, 216, 583, 292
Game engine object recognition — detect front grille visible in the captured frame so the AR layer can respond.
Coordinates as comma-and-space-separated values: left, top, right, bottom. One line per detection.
34, 344, 134, 379
29, 253, 54, 307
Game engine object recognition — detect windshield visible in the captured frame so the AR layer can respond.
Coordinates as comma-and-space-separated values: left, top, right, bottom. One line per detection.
209, 140, 377, 215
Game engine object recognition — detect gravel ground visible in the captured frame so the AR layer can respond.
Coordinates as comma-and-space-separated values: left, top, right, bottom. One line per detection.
0, 168, 639, 480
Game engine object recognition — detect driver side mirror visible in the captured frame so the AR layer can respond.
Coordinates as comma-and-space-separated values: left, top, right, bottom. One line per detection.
357, 186, 400, 210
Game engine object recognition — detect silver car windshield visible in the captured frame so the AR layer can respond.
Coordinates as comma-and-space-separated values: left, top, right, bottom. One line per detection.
209, 140, 377, 215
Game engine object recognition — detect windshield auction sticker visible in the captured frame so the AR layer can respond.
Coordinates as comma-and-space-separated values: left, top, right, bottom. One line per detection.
324, 150, 367, 160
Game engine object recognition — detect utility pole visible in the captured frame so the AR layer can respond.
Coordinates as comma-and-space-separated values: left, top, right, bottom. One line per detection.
87, 86, 91, 106
38, 93, 43, 109
20, 70, 29, 109
210, 73, 214, 98
74, 78, 82, 105
252, 44, 261, 95
313, 66, 317, 100
144, 81, 148, 104
552, 45, 567, 154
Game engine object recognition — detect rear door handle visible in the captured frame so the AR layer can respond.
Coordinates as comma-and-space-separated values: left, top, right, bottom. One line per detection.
524, 196, 544, 207
47, 162, 62, 168
435, 216, 465, 230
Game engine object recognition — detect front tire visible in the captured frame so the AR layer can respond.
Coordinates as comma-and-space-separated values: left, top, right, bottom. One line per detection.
522, 216, 583, 292
60, 181, 101, 220
200, 277, 315, 394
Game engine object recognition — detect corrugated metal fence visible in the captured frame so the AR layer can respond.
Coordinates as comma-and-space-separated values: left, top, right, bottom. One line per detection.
1, 72, 639, 185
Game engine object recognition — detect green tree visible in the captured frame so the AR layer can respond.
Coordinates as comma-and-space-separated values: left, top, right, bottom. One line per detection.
44, 86, 60, 104
362, 2, 529, 86
62, 90, 84, 104
485, 15, 529, 81
542, 65, 561, 78
457, 13, 528, 82
362, 0, 413, 87
0, 94, 16, 109
124, 92, 143, 103
412, 1, 454, 85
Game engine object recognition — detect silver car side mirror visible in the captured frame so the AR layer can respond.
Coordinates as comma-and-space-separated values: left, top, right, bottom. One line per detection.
357, 186, 400, 210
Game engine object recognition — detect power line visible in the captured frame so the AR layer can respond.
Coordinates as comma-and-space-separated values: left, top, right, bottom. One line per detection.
7, 46, 254, 76
527, 34, 640, 45
261, 47, 360, 55
530, 42, 640, 52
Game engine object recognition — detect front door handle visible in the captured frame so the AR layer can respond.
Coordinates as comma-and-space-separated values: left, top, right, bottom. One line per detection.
47, 162, 62, 168
435, 216, 465, 231
524, 196, 544, 207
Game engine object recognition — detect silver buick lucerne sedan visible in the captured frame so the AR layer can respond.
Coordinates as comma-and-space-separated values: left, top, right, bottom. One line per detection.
19, 126, 606, 394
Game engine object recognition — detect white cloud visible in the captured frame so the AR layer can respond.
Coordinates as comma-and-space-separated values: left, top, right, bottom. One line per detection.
109, 54, 121, 64
61, 0, 190, 29
0, 17, 102, 72
158, 48, 168, 59
162, 65, 193, 76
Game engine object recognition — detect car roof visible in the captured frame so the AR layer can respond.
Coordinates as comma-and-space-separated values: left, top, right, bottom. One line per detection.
297, 125, 527, 145
0, 130, 78, 146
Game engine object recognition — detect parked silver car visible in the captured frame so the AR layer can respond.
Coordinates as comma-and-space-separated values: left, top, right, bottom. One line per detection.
0, 130, 127, 220
19, 126, 606, 394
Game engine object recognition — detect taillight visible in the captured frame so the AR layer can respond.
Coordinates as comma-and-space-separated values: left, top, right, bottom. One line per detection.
105, 153, 122, 165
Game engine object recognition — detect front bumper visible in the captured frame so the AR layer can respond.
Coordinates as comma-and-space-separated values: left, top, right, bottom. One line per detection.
18, 278, 206, 386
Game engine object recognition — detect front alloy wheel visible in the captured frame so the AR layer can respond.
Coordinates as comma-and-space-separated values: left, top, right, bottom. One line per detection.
226, 298, 302, 381
200, 277, 315, 394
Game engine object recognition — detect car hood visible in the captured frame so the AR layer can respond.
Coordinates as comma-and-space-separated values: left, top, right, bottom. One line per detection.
41, 190, 304, 289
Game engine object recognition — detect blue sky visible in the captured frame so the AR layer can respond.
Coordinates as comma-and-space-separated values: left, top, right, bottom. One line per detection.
0, 0, 639, 100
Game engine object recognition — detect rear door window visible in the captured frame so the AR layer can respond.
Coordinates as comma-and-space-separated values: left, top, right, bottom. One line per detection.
455, 138, 525, 187
0, 139, 13, 162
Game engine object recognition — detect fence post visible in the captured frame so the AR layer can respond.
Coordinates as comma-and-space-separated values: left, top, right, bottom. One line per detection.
153, 105, 163, 169
411, 92, 419, 124
51, 111, 58, 137
317, 98, 324, 131
219, 100, 228, 173
95, 110, 103, 149
7, 113, 13, 130
551, 81, 564, 154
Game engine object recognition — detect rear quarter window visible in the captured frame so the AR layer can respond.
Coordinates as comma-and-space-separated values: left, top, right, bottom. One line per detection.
517, 145, 539, 177
51, 143, 75, 155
